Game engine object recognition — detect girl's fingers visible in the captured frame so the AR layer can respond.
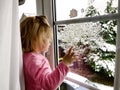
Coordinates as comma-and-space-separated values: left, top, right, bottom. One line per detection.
68, 46, 74, 55
71, 52, 75, 56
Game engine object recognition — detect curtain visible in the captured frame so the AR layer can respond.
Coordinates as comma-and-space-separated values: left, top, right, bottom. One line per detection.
0, 0, 25, 90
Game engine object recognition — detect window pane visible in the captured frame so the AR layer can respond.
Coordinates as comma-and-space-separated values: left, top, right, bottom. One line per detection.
57, 20, 116, 89
56, 0, 118, 20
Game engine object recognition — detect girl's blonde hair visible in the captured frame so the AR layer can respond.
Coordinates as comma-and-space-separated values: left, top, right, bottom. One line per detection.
20, 16, 53, 52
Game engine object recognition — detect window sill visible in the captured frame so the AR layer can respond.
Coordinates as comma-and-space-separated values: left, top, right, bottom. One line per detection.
64, 72, 100, 90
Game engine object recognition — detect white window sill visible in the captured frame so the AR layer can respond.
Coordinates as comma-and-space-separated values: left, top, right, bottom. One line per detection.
64, 72, 100, 90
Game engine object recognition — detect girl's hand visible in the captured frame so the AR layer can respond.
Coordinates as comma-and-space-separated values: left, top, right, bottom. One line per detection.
62, 46, 75, 66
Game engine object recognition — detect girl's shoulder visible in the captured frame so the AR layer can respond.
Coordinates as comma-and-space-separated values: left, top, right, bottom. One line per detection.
23, 52, 47, 67
23, 52, 46, 60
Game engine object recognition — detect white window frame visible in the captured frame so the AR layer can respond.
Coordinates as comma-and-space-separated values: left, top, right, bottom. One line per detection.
36, 0, 120, 90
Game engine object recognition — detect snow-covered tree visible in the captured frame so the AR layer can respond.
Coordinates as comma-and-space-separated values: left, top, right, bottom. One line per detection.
58, 0, 117, 77
85, 0, 117, 77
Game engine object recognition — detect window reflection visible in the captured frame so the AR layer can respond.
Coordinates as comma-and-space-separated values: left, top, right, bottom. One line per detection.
56, 0, 118, 20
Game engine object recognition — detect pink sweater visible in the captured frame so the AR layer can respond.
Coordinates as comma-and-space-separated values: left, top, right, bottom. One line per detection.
23, 52, 69, 90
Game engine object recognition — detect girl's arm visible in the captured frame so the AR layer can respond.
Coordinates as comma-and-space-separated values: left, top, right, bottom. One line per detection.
28, 47, 74, 90
28, 58, 69, 90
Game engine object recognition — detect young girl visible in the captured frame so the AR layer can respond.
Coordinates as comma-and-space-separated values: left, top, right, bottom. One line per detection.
20, 15, 75, 90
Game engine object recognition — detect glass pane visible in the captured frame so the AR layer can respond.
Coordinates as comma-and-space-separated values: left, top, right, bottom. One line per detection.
57, 20, 117, 89
19, 0, 37, 19
56, 0, 118, 20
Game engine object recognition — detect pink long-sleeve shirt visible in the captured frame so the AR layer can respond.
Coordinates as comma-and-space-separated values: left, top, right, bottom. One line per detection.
23, 52, 69, 90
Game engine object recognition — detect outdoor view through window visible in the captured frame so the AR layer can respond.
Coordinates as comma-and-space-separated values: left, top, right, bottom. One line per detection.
56, 0, 118, 89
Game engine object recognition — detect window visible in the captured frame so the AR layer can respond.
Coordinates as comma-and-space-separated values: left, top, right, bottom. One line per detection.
52, 0, 119, 90
57, 21, 116, 89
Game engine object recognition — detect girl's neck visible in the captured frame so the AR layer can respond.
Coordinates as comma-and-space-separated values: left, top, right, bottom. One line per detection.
32, 49, 41, 54
32, 51, 45, 56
